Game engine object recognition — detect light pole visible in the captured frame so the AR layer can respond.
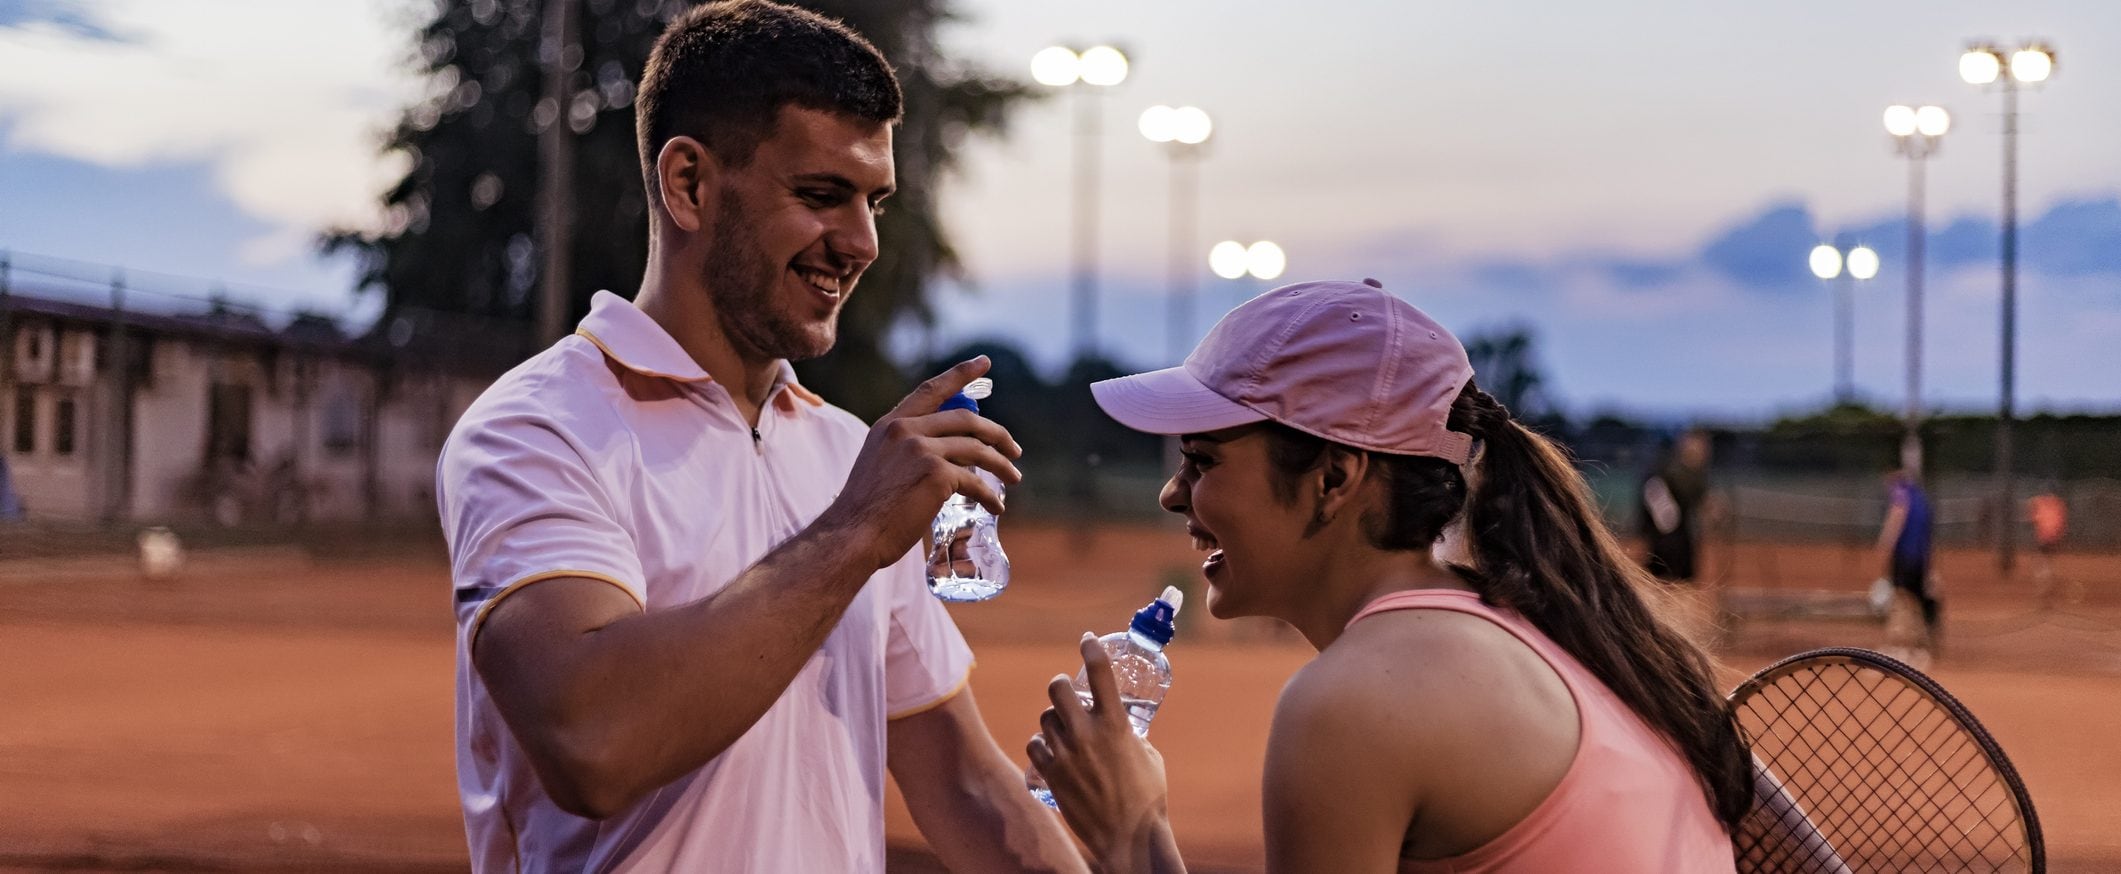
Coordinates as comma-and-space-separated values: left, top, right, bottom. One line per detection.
1808, 242, 1879, 405
1032, 45, 1129, 362
1139, 105, 1213, 365
1884, 103, 1948, 472
537, 0, 578, 348
1209, 240, 1286, 311
1961, 41, 2056, 574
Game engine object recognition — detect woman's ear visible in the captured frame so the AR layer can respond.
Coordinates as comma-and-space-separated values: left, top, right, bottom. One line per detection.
1314, 447, 1370, 527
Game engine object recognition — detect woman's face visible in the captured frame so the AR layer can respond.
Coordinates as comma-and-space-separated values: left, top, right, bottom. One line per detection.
1162, 426, 1317, 620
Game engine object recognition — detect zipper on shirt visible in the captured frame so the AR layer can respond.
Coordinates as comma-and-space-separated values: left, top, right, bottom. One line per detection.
750, 426, 763, 452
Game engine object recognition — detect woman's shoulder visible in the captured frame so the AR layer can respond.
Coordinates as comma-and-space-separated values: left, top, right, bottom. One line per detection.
1281, 607, 1553, 742
1270, 600, 1583, 857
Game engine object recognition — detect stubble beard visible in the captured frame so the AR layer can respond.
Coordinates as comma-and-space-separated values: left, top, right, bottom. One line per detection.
703, 187, 837, 363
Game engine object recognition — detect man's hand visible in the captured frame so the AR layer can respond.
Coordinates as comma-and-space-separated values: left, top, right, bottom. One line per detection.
817, 356, 1023, 570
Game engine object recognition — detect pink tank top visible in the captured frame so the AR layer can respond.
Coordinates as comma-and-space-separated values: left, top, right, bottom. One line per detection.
1346, 589, 1736, 874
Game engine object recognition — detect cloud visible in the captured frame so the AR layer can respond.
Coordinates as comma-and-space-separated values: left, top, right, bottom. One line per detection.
1699, 201, 1819, 289
0, 0, 134, 41
2025, 199, 2121, 278
1565, 196, 2121, 295
0, 0, 418, 262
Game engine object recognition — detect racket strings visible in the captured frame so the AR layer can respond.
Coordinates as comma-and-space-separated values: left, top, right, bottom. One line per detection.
1734, 663, 2034, 872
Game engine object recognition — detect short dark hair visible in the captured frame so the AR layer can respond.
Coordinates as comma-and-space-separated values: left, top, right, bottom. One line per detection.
635, 0, 902, 196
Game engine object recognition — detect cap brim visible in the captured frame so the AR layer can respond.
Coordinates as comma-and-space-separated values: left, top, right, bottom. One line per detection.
1091, 367, 1270, 436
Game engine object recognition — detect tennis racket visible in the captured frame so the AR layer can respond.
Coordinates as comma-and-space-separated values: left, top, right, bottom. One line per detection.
1728, 647, 2044, 873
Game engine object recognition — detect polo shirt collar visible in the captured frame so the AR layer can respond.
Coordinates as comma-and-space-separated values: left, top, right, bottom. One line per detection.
577, 290, 713, 383
574, 290, 826, 411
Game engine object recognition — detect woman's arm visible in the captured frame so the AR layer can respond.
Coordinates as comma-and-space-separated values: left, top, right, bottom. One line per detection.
1261, 661, 1422, 874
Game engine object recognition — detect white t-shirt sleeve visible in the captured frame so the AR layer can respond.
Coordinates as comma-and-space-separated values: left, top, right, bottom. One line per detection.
881, 549, 976, 719
439, 399, 647, 646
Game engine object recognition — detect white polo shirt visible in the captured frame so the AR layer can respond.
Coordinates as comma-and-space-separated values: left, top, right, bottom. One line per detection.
439, 290, 975, 873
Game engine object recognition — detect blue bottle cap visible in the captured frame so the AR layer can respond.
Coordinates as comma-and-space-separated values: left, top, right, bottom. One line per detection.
938, 377, 993, 415
1130, 588, 1182, 646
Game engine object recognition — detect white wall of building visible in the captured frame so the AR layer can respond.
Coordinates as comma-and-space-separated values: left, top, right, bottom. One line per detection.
4, 313, 493, 527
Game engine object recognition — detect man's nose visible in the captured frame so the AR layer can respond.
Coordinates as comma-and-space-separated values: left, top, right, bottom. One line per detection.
831, 205, 880, 268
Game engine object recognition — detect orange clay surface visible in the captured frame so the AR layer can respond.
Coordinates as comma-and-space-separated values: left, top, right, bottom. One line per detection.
0, 525, 2114, 872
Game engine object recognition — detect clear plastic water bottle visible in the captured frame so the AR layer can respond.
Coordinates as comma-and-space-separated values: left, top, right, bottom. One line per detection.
1027, 586, 1183, 808
927, 378, 1010, 602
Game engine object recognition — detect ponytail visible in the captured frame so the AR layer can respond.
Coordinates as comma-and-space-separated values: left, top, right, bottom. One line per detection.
1448, 384, 1753, 829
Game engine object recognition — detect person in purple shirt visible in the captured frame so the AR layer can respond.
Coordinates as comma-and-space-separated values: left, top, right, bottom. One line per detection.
1875, 467, 1939, 649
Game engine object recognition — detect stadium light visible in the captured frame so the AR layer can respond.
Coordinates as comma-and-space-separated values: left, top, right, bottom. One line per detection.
1209, 241, 1249, 280
1809, 244, 1843, 280
1880, 100, 1947, 468
1883, 105, 1918, 137
2009, 45, 2055, 83
1031, 46, 1080, 87
1961, 39, 2059, 573
1034, 43, 1131, 363
1078, 45, 1129, 87
1809, 242, 1874, 403
1958, 48, 2001, 85
1245, 241, 1286, 280
1210, 240, 1288, 282
1847, 245, 1880, 280
1141, 105, 1216, 364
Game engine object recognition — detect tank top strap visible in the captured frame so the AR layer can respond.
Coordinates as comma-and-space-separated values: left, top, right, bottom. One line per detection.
1345, 589, 1592, 708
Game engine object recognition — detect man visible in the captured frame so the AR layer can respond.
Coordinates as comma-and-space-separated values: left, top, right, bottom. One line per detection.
436, 3, 1084, 871
1875, 466, 1939, 650
1637, 429, 1712, 582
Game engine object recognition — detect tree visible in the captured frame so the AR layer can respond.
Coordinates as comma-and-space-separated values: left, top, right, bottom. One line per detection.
1461, 325, 1557, 427
325, 0, 1028, 416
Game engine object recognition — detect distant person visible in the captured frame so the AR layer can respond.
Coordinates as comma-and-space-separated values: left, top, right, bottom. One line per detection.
2028, 489, 2070, 603
1027, 280, 1750, 873
1875, 467, 1939, 649
1638, 429, 1713, 582
0, 452, 22, 521
436, 3, 1080, 872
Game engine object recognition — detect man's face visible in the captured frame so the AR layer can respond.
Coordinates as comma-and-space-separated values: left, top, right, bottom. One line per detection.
702, 106, 894, 363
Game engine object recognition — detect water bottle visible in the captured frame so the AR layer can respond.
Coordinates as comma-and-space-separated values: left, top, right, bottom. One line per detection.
927, 378, 1010, 601
1027, 586, 1183, 808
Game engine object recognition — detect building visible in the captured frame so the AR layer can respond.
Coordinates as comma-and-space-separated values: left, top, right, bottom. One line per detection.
0, 284, 511, 526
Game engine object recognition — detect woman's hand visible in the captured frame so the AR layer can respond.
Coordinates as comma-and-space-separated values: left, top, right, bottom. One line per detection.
1027, 634, 1181, 873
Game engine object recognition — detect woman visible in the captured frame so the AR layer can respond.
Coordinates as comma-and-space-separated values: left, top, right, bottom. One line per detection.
1027, 279, 1751, 873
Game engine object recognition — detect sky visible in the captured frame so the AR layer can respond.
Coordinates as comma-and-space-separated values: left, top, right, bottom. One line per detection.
2, 0, 2118, 417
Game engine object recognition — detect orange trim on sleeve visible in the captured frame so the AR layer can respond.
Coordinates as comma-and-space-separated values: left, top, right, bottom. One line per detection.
886, 660, 977, 721
467, 569, 646, 649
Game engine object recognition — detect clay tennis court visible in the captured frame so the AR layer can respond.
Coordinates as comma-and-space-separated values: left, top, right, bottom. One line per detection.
1, 523, 2115, 872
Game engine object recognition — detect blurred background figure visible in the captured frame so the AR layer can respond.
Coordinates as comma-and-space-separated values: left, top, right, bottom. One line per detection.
2027, 488, 2072, 604
0, 452, 22, 522
1875, 466, 1939, 653
1638, 429, 1714, 583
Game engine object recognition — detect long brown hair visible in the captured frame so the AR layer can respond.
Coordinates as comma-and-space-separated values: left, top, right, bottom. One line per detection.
1262, 382, 1752, 828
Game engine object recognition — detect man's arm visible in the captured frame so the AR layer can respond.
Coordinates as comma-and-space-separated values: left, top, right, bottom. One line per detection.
889, 687, 1088, 873
1875, 503, 1907, 570
472, 358, 1019, 819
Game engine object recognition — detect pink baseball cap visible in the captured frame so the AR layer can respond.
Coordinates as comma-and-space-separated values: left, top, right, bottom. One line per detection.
1091, 278, 1476, 464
